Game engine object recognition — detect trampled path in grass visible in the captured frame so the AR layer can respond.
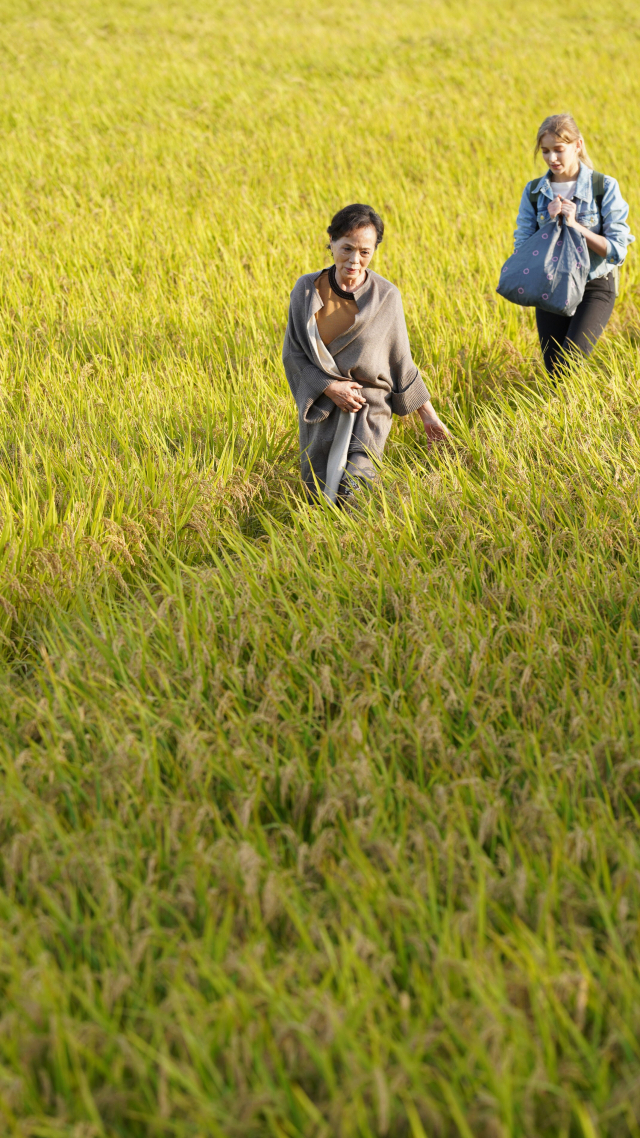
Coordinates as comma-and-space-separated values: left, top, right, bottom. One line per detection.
1, 0, 640, 1134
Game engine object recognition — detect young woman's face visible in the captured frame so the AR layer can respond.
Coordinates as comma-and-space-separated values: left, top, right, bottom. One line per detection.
539, 132, 583, 179
330, 225, 378, 284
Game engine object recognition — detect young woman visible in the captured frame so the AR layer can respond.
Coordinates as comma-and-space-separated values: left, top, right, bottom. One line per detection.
514, 113, 634, 376
283, 203, 448, 503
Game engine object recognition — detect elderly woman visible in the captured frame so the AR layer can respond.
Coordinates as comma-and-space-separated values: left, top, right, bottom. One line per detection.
283, 203, 448, 503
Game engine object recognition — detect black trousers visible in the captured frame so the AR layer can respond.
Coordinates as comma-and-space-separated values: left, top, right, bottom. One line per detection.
536, 273, 616, 376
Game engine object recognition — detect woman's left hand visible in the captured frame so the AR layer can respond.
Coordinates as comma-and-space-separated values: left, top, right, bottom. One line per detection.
417, 401, 449, 445
558, 195, 607, 255
560, 198, 578, 227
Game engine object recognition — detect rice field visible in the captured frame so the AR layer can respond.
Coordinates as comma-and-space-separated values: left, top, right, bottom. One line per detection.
1, 0, 640, 1134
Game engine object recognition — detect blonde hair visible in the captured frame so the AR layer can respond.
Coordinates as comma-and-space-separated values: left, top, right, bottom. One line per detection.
534, 113, 594, 169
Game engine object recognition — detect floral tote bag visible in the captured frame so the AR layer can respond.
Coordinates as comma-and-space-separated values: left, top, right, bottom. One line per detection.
497, 218, 590, 316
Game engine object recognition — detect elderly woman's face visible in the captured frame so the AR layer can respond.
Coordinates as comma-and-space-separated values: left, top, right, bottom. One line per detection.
330, 225, 377, 288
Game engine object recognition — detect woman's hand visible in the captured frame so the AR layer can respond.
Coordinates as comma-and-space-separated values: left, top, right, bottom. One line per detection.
325, 379, 367, 413
554, 198, 608, 255
560, 198, 578, 227
417, 401, 449, 445
548, 197, 579, 227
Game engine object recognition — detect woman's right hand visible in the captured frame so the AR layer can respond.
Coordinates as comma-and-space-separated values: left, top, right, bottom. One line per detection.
325, 379, 366, 413
548, 194, 563, 218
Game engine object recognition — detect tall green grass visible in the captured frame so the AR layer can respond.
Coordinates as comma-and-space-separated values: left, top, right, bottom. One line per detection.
1, 0, 640, 1134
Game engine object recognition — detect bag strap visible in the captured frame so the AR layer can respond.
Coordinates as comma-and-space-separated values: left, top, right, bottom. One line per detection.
528, 178, 542, 215
529, 170, 606, 225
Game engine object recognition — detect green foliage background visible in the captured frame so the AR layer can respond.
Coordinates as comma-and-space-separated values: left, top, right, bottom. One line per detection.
1, 0, 640, 1134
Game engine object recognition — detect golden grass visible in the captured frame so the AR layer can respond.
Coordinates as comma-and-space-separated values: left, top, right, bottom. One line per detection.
0, 0, 640, 1134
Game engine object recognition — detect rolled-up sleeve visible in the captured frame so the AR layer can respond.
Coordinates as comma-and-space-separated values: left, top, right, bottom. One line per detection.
386, 291, 430, 415
391, 358, 430, 416
514, 184, 537, 251
601, 176, 635, 267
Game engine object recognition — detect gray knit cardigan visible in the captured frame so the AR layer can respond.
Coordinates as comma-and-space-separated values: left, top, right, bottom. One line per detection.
282, 269, 430, 494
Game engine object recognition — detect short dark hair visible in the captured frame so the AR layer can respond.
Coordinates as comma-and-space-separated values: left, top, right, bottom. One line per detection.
327, 203, 384, 247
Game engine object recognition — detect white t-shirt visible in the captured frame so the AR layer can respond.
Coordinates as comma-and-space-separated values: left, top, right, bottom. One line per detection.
549, 179, 577, 200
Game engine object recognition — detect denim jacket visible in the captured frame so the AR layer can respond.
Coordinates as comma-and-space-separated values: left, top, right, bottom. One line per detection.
514, 162, 634, 281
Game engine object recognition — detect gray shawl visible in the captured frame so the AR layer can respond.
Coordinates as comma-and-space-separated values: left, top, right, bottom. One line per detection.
282, 269, 430, 495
